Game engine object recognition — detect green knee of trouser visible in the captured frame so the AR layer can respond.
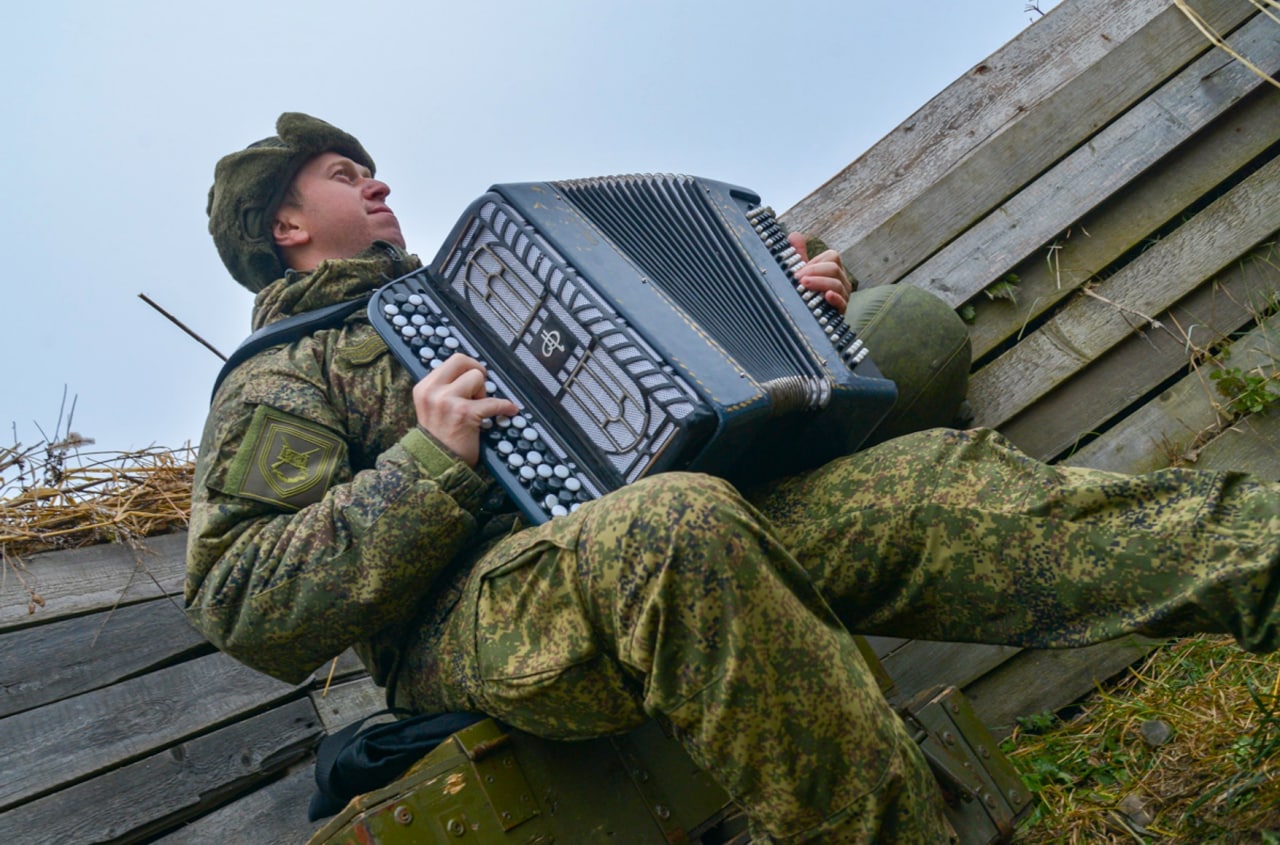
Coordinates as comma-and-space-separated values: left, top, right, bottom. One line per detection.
845, 284, 972, 443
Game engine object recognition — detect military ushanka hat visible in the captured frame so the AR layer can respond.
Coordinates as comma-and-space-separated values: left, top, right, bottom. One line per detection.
207, 112, 375, 293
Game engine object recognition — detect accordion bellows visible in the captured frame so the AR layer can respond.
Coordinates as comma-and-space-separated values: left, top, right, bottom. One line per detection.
370, 174, 897, 524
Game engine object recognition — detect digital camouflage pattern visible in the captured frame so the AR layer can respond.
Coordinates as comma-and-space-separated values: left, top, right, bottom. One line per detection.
186, 244, 500, 685
398, 472, 954, 843
188, 252, 1280, 844
753, 428, 1280, 654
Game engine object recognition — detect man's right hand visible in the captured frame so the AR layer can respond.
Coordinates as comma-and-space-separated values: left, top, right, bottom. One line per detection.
412, 354, 520, 467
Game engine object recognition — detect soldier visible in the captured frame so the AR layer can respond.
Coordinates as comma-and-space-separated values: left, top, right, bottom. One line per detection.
189, 112, 1280, 844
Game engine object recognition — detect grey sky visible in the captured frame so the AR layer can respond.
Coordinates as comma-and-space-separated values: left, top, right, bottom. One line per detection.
2, 0, 1058, 456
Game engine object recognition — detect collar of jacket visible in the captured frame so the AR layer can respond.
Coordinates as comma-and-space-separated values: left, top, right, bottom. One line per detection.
250, 241, 423, 331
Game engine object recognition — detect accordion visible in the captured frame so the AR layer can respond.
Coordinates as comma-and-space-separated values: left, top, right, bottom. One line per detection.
369, 174, 897, 524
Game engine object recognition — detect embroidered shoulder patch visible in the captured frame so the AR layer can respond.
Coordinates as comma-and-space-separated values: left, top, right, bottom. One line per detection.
226, 405, 345, 510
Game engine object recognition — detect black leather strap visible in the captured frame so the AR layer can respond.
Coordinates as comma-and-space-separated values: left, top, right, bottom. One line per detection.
210, 295, 373, 402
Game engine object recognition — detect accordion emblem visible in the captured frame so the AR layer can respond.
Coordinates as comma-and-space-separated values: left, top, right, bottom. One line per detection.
370, 174, 896, 523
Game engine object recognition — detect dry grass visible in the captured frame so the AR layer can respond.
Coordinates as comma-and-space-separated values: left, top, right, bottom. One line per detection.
1, 436, 195, 613
1006, 635, 1280, 844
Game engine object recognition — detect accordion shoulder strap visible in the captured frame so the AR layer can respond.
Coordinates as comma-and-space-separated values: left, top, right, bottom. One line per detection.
210, 295, 372, 402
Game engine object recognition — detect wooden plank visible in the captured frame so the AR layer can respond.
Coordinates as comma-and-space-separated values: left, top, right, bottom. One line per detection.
997, 236, 1280, 461
783, 0, 1181, 251
1066, 309, 1280, 474
842, 0, 1258, 288
967, 84, 1280, 360
901, 12, 1280, 306
968, 153, 1280, 428
152, 765, 325, 845
0, 531, 188, 633
963, 636, 1157, 737
879, 641, 1021, 704
0, 651, 300, 811
1190, 409, 1280, 480
0, 698, 321, 845
310, 674, 388, 733
0, 596, 210, 719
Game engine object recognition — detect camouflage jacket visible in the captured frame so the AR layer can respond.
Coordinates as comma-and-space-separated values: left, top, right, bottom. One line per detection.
185, 243, 500, 686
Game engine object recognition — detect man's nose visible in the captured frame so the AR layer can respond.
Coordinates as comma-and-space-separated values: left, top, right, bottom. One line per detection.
363, 178, 391, 199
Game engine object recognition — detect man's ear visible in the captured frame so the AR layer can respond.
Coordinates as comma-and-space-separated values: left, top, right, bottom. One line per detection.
272, 208, 310, 248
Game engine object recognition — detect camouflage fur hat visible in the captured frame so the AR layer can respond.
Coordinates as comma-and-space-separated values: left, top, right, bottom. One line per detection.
207, 112, 375, 292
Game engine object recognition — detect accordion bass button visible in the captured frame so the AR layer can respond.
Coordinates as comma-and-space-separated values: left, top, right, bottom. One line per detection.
564, 477, 582, 493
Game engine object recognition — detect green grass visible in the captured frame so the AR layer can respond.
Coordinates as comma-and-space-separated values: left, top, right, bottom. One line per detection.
1003, 635, 1280, 843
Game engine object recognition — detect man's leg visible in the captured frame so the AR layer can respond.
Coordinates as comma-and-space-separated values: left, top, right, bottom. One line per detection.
410, 473, 953, 844
751, 427, 1280, 651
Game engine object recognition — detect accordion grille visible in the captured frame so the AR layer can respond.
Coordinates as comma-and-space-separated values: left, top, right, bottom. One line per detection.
554, 174, 825, 385
440, 201, 700, 485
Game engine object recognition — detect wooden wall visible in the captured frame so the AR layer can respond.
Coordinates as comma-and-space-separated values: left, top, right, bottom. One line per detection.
785, 0, 1280, 725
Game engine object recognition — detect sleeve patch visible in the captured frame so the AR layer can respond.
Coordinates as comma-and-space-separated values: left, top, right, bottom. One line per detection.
225, 405, 345, 510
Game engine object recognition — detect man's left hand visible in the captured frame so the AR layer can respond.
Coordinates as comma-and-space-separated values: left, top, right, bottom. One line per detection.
789, 232, 853, 313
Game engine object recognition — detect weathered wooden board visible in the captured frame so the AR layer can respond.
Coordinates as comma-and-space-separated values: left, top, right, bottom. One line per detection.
879, 641, 1021, 704
966, 84, 1280, 360
0, 531, 188, 632
1067, 310, 1280, 475
969, 154, 1280, 427
0, 698, 320, 844
0, 651, 299, 811
901, 11, 1280, 305
310, 674, 388, 733
842, 0, 1259, 288
152, 765, 324, 845
1192, 410, 1280, 480
997, 236, 1280, 461
783, 0, 1229, 254
0, 596, 210, 719
963, 635, 1158, 737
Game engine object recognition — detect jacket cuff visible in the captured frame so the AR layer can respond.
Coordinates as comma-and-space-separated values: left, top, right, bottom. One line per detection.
400, 427, 488, 514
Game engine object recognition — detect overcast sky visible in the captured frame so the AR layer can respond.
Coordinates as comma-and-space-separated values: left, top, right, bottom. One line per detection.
2, 0, 1060, 457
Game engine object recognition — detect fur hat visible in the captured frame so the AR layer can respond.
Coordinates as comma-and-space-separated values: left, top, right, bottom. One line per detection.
207, 113, 375, 292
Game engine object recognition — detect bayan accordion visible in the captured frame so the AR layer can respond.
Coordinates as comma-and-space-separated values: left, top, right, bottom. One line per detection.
369, 174, 897, 524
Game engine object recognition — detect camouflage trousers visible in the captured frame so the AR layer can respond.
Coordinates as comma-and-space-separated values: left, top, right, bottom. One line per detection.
401, 427, 1280, 843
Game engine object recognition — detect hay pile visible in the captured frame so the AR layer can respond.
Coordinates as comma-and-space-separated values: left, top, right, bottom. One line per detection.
1, 436, 195, 611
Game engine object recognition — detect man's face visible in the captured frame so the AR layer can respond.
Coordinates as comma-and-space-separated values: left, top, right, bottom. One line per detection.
275, 151, 406, 261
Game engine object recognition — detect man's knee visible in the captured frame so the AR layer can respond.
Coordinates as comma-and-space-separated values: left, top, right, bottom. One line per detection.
594, 471, 752, 537
578, 471, 781, 591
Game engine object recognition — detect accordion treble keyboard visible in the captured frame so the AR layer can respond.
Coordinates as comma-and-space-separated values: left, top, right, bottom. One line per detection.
370, 281, 600, 521
370, 174, 897, 524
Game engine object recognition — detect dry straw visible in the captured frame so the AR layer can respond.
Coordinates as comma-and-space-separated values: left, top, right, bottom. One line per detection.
1175, 0, 1280, 92
1008, 635, 1280, 842
1, 439, 195, 611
